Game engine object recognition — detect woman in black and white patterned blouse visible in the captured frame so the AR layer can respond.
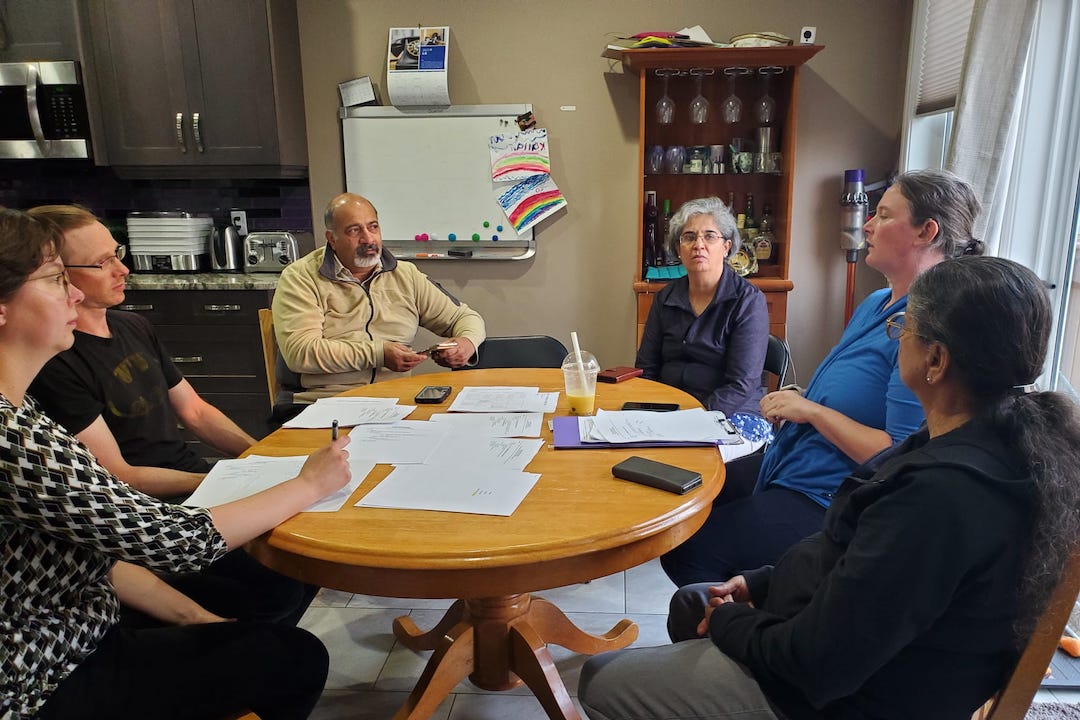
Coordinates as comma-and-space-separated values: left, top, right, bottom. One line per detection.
0, 208, 352, 719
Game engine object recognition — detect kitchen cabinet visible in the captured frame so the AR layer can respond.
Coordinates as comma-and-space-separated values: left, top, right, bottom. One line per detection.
84, 0, 306, 171
0, 1, 82, 62
605, 45, 823, 343
118, 288, 275, 463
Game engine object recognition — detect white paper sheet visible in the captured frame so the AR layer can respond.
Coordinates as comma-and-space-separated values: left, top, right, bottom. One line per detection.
181, 455, 375, 512
422, 435, 544, 470
344, 421, 450, 464
283, 401, 415, 429
356, 464, 540, 516
586, 409, 743, 445
427, 412, 543, 437
448, 386, 557, 413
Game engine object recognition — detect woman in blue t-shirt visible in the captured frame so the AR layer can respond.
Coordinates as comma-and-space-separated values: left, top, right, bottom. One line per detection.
661, 169, 985, 588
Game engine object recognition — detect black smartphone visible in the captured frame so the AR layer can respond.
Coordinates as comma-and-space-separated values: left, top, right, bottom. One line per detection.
414, 385, 452, 404
621, 401, 680, 412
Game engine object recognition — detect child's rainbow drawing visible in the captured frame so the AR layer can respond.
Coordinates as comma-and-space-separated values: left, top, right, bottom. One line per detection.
496, 173, 567, 234
489, 129, 550, 182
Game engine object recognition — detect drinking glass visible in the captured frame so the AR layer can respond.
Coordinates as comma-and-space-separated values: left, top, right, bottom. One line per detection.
688, 68, 714, 125
655, 69, 675, 125
754, 66, 784, 124
721, 67, 748, 124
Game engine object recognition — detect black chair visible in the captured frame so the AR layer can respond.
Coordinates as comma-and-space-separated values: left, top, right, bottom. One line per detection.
454, 335, 568, 370
764, 333, 790, 390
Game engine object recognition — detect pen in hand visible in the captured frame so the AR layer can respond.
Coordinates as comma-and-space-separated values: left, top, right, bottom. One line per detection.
332, 419, 339, 441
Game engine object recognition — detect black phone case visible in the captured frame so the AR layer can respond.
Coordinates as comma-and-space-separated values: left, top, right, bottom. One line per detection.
611, 456, 702, 494
415, 386, 451, 404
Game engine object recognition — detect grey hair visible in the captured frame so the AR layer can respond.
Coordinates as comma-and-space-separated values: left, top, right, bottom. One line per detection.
666, 197, 740, 259
892, 169, 984, 258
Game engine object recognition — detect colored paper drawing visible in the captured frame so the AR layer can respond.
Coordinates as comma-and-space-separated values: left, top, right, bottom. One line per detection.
496, 173, 567, 234
489, 129, 550, 182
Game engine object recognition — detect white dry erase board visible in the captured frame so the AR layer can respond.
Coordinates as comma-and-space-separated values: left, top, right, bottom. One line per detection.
340, 104, 535, 260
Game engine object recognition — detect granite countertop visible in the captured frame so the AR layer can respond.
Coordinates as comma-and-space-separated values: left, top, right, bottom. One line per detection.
125, 272, 280, 290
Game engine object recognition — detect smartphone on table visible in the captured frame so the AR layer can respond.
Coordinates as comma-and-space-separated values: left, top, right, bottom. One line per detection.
621, 401, 680, 412
414, 385, 452, 404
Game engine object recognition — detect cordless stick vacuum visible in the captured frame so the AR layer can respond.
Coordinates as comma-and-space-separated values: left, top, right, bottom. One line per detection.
840, 169, 869, 326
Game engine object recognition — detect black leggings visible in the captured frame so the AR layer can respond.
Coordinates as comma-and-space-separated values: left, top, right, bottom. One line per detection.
37, 620, 328, 720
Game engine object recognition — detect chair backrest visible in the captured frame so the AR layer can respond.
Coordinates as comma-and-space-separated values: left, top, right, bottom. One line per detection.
974, 546, 1080, 720
456, 335, 568, 370
257, 308, 303, 410
763, 334, 789, 390
257, 308, 276, 409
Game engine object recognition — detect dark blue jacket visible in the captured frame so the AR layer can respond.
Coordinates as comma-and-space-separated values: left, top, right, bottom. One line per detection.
635, 270, 768, 415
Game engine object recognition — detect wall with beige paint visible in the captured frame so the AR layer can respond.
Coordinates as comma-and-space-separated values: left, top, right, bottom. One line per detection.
295, 0, 910, 380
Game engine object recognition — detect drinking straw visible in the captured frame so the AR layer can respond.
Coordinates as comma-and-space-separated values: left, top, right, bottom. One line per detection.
570, 331, 587, 387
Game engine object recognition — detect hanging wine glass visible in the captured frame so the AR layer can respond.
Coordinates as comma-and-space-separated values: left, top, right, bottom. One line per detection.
721, 67, 748, 124
754, 66, 784, 125
687, 68, 715, 124
655, 69, 675, 125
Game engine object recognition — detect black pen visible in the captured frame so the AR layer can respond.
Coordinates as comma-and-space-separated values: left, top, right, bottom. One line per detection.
332, 419, 339, 441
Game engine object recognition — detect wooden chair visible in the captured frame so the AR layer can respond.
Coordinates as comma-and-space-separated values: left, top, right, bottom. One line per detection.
453, 335, 568, 370
256, 308, 306, 423
972, 546, 1080, 719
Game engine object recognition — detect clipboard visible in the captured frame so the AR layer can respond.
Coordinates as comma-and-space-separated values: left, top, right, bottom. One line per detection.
551, 416, 718, 450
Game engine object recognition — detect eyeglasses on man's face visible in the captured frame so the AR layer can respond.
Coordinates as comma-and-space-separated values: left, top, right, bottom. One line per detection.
679, 230, 726, 245
65, 245, 127, 270
29, 269, 72, 295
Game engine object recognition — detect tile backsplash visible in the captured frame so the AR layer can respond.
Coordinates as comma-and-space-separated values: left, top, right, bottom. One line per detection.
0, 163, 313, 237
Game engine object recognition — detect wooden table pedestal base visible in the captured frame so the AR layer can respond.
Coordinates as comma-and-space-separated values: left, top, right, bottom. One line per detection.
390, 594, 639, 720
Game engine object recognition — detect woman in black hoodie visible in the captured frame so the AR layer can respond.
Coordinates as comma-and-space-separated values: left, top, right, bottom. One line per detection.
579, 256, 1080, 720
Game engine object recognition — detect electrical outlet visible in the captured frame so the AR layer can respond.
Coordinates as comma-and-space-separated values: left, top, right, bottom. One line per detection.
230, 210, 248, 236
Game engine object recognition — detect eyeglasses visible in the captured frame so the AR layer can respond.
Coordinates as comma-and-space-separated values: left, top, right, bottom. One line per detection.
679, 230, 726, 245
66, 245, 127, 270
29, 269, 72, 295
885, 311, 931, 342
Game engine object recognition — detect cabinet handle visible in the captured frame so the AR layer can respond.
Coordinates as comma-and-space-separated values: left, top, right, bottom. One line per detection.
175, 112, 187, 153
203, 304, 241, 312
171, 356, 204, 364
193, 112, 204, 153
117, 303, 154, 312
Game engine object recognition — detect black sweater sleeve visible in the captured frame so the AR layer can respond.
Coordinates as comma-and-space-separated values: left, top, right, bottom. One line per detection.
707, 468, 1014, 707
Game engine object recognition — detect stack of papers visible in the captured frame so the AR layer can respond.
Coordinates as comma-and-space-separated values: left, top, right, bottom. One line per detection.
282, 396, 414, 428
554, 409, 743, 449
448, 386, 558, 413
185, 396, 552, 516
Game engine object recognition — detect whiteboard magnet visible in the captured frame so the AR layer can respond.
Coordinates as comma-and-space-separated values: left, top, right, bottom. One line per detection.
560, 105, 577, 111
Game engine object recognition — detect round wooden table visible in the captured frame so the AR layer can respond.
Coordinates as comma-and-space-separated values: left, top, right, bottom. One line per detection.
246, 368, 724, 720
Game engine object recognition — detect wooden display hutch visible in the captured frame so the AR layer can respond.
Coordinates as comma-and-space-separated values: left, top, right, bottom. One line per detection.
606, 44, 823, 343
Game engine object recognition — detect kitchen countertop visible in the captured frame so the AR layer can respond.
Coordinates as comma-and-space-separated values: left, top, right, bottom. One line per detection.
125, 272, 280, 290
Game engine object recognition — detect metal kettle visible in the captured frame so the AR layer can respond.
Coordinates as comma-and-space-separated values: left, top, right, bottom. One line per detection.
212, 225, 244, 272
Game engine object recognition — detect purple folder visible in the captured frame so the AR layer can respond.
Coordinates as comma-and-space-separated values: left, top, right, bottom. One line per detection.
551, 416, 715, 450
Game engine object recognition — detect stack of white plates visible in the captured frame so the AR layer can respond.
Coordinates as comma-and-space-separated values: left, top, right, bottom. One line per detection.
126, 212, 213, 255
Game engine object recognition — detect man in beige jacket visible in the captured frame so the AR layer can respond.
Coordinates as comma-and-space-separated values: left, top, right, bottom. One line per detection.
273, 193, 486, 400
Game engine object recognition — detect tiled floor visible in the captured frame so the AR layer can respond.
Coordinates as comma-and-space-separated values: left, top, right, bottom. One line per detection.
298, 556, 1080, 719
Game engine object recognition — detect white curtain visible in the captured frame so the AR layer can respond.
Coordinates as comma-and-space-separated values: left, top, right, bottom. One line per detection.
945, 0, 1039, 251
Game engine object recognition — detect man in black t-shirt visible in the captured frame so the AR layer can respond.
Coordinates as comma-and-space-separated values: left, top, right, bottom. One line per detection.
28, 209, 256, 500
27, 205, 317, 627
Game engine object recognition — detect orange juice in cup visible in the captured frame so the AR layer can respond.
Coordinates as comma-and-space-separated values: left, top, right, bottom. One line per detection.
562, 351, 600, 416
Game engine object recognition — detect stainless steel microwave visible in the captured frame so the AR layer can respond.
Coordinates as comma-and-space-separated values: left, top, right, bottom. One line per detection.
0, 61, 91, 160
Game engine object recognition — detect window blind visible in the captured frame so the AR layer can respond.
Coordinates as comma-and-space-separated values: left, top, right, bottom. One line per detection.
916, 0, 976, 114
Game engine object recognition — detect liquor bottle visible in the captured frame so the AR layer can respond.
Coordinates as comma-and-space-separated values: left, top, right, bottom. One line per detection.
743, 193, 758, 241
661, 198, 678, 265
755, 203, 774, 261
644, 191, 659, 269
